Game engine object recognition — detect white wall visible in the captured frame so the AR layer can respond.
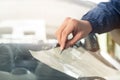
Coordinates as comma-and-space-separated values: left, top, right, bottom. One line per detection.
0, 0, 96, 40
0, 0, 92, 26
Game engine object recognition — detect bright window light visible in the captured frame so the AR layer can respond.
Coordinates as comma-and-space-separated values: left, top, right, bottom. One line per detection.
87, 0, 109, 4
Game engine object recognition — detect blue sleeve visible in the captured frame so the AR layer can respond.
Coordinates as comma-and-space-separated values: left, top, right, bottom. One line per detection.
82, 0, 120, 34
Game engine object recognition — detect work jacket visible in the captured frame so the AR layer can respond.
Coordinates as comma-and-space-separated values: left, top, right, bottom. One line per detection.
82, 0, 120, 34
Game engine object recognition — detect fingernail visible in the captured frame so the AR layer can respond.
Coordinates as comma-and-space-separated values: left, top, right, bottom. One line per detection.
60, 46, 63, 50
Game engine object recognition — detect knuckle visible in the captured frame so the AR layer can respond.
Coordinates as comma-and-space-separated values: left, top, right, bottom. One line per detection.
65, 17, 71, 21
69, 41, 74, 46
71, 19, 79, 25
62, 30, 67, 36
71, 19, 76, 22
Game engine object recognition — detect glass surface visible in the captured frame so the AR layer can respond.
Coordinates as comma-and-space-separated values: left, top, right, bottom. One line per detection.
0, 43, 76, 80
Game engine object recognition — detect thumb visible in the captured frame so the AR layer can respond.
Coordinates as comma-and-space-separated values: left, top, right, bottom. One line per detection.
65, 33, 83, 48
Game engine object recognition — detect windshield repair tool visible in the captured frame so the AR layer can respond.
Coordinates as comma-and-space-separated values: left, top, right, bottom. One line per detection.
59, 49, 63, 54
55, 43, 64, 54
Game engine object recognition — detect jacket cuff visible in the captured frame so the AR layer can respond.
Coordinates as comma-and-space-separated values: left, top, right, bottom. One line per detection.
81, 17, 101, 34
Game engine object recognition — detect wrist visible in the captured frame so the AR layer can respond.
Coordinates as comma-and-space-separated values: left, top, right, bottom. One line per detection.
80, 20, 92, 34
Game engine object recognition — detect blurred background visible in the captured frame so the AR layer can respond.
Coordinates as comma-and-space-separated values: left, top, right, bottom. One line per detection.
0, 0, 120, 60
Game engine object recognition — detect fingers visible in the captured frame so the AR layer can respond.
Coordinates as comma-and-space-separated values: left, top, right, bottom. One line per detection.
55, 18, 91, 50
60, 27, 72, 50
55, 17, 71, 49
65, 20, 92, 48
60, 20, 76, 49
65, 33, 83, 48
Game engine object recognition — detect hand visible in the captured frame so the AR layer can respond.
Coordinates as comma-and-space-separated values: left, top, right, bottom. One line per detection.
55, 17, 92, 50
